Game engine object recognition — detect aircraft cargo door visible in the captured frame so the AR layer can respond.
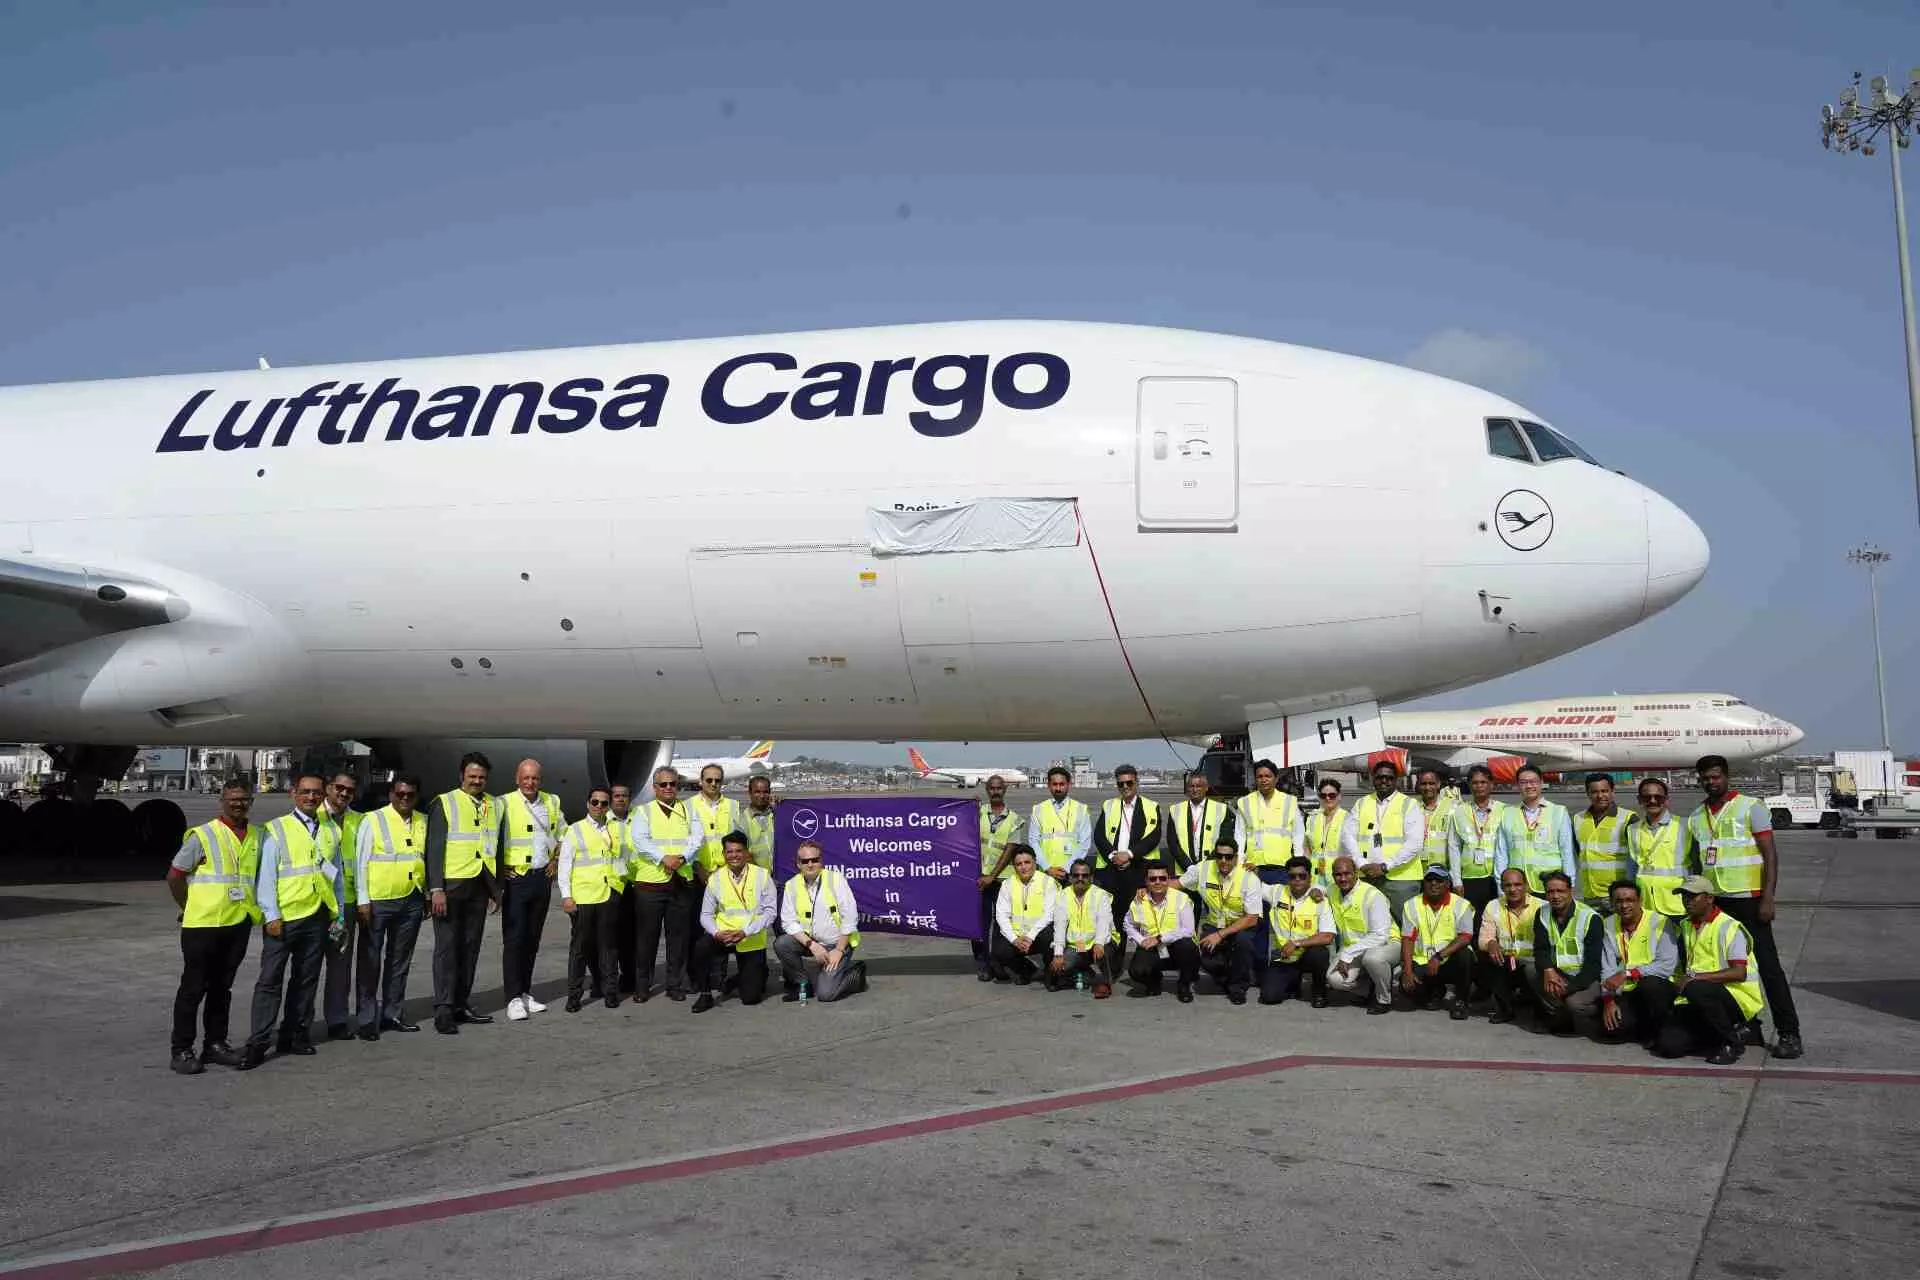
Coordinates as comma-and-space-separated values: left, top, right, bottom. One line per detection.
689, 545, 917, 708
1136, 377, 1238, 532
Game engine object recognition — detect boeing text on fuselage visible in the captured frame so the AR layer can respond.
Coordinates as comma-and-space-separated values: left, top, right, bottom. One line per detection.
154, 349, 1072, 453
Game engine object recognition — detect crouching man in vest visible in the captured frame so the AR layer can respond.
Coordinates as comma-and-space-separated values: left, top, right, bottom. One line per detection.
1598, 879, 1679, 1046
1478, 868, 1545, 1025
1179, 841, 1263, 1004
1657, 876, 1766, 1065
1532, 871, 1603, 1036
775, 839, 867, 1002
1049, 858, 1116, 997
991, 845, 1060, 985
1258, 856, 1335, 1006
691, 832, 776, 1013
1399, 864, 1474, 1019
239, 773, 345, 1070
1123, 864, 1201, 1001
560, 787, 625, 1012
1325, 855, 1399, 1013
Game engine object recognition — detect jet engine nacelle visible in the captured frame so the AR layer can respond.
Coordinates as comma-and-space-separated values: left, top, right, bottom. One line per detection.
358, 738, 675, 812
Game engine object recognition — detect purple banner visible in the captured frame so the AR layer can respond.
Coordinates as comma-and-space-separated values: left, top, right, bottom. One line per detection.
773, 795, 981, 940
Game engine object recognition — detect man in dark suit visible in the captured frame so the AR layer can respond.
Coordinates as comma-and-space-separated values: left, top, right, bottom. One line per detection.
1091, 764, 1162, 950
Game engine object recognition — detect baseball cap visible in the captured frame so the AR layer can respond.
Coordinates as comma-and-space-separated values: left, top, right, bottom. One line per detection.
1678, 875, 1715, 898
1422, 864, 1450, 881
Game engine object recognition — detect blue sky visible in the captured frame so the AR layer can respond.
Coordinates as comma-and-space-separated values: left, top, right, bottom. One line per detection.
3, 1, 1915, 769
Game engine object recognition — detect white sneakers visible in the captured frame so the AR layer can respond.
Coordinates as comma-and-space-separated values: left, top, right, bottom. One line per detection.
506, 996, 529, 1022
523, 993, 548, 1014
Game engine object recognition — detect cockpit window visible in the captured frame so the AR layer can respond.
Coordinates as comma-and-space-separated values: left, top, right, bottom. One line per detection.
1546, 426, 1600, 465
1519, 420, 1574, 462
1485, 418, 1531, 463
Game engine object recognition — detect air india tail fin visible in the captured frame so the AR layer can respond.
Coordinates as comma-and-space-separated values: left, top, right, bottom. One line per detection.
746, 740, 774, 759
907, 747, 934, 775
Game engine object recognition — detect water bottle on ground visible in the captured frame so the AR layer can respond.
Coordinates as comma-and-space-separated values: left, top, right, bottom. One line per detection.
798, 978, 810, 1004
1075, 970, 1086, 993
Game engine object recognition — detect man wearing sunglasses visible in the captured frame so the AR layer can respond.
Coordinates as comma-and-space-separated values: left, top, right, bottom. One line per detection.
1623, 778, 1695, 922
1123, 864, 1200, 1000
1257, 856, 1335, 1007
354, 773, 428, 1040
425, 752, 501, 1035
1176, 841, 1262, 1004
1050, 858, 1116, 997
1092, 766, 1159, 949
319, 771, 364, 1041
775, 839, 866, 1002
560, 786, 625, 1012
237, 773, 345, 1070
629, 768, 704, 1001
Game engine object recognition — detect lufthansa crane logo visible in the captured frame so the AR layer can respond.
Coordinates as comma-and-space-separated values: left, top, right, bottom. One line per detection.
1495, 489, 1554, 551
789, 809, 820, 840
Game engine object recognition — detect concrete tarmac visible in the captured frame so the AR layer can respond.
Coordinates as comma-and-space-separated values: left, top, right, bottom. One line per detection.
0, 826, 1914, 1279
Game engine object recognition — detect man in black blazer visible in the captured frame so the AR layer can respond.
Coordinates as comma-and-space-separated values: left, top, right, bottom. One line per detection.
1091, 765, 1162, 948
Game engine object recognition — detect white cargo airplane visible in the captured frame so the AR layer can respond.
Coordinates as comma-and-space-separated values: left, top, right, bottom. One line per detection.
906, 747, 1030, 788
669, 739, 793, 782
1373, 693, 1804, 778
0, 320, 1707, 851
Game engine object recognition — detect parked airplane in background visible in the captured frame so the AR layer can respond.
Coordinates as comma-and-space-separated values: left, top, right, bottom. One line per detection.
0, 319, 1707, 857
668, 739, 795, 782
1367, 693, 1803, 779
906, 747, 1030, 788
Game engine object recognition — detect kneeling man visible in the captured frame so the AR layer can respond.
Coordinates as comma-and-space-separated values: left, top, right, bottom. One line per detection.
774, 840, 867, 1002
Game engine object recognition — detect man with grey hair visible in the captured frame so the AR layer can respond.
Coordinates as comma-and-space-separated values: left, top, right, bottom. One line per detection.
775, 839, 866, 1001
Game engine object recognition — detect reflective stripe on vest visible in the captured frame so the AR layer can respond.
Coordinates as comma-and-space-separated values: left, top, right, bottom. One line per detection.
1688, 796, 1764, 896
503, 790, 562, 874
1420, 796, 1457, 860
1098, 797, 1161, 869
1130, 894, 1182, 939
1611, 911, 1669, 993
182, 820, 262, 928
1408, 893, 1468, 963
1306, 808, 1346, 885
1503, 804, 1566, 893
565, 818, 623, 906
365, 807, 427, 900
1490, 895, 1543, 962
1680, 912, 1764, 1020
692, 795, 744, 874
1543, 902, 1599, 975
437, 791, 498, 881
1064, 886, 1113, 947
633, 802, 695, 884
1452, 801, 1507, 879
1356, 793, 1418, 880
1006, 877, 1052, 936
327, 810, 364, 901
1171, 800, 1228, 869
1330, 881, 1401, 947
1033, 798, 1088, 868
268, 813, 339, 922
712, 864, 770, 951
1267, 891, 1323, 950
788, 869, 861, 949
1628, 815, 1688, 917
1198, 864, 1257, 929
980, 805, 1022, 878
1237, 790, 1298, 867
743, 807, 776, 869
1575, 810, 1629, 900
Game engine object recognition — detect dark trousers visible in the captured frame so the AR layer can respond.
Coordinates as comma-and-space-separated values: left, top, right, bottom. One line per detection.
1404, 949, 1472, 1004
1059, 945, 1120, 984
1096, 860, 1147, 944
432, 875, 490, 1014
689, 934, 768, 1003
970, 882, 1001, 972
1127, 936, 1201, 991
499, 871, 551, 1002
171, 922, 251, 1053
631, 880, 695, 996
614, 884, 640, 993
1482, 956, 1538, 1015
1259, 944, 1331, 1004
1460, 878, 1497, 995
1714, 895, 1799, 1036
357, 893, 424, 1025
323, 913, 355, 1029
567, 900, 619, 1001
990, 925, 1056, 981
1197, 929, 1262, 998
245, 908, 328, 1050
1606, 975, 1677, 1041
1657, 982, 1744, 1058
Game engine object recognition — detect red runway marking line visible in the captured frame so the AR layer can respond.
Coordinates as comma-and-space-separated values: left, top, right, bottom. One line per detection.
6, 1049, 1915, 1278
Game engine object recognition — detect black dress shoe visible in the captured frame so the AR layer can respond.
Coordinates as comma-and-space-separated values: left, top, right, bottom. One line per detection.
1311, 994, 1329, 1009
358, 1027, 381, 1042
1706, 1042, 1745, 1066
236, 1045, 268, 1071
327, 1024, 352, 1041
1126, 986, 1154, 998
1012, 973, 1031, 986
381, 1017, 420, 1033
1176, 984, 1194, 1004
632, 990, 652, 1003
565, 997, 582, 1013
454, 1008, 493, 1025
1771, 1032, 1805, 1060
782, 989, 801, 1003
285, 1041, 319, 1056
691, 993, 716, 1013
604, 994, 620, 1009
588, 984, 603, 1000
1227, 991, 1247, 1005
434, 1014, 459, 1035
975, 971, 994, 983
200, 1041, 243, 1068
1488, 1009, 1515, 1024
666, 989, 687, 1002
171, 1049, 205, 1075
1367, 1001, 1392, 1015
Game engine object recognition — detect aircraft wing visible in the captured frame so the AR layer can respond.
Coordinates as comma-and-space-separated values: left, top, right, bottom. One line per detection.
0, 557, 191, 670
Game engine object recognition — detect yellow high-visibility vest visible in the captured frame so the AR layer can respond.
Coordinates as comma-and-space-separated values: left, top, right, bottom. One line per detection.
787, 869, 861, 949
1329, 881, 1400, 947
1679, 911, 1764, 1020
632, 802, 696, 885
1687, 796, 1765, 897
1575, 809, 1629, 900
1063, 886, 1116, 948
1236, 790, 1299, 867
691, 794, 746, 874
564, 817, 624, 906
436, 790, 498, 882
1610, 911, 1670, 993
1355, 792, 1419, 881
1450, 801, 1507, 880
363, 806, 427, 902
502, 790, 564, 874
265, 812, 340, 922
1627, 814, 1690, 917
181, 820, 262, 929
979, 804, 1023, 878
1097, 796, 1161, 869
711, 864, 771, 952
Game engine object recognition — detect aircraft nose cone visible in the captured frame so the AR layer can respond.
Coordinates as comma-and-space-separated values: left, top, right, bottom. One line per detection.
1778, 720, 1806, 752
1643, 491, 1709, 618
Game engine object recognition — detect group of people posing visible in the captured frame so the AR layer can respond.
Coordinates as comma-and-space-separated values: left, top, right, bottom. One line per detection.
165, 755, 862, 1075
971, 754, 1804, 1065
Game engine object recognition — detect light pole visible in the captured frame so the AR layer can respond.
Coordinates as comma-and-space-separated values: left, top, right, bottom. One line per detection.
1821, 70, 1920, 526
1846, 544, 1893, 752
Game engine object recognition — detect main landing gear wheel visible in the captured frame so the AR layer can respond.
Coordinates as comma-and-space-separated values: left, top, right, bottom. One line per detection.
132, 798, 187, 864
23, 797, 79, 859
80, 798, 136, 859
0, 799, 24, 857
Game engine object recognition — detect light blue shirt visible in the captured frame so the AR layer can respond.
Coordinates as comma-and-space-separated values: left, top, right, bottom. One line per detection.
256, 811, 345, 925
1492, 802, 1576, 883
632, 801, 705, 865
1028, 798, 1092, 871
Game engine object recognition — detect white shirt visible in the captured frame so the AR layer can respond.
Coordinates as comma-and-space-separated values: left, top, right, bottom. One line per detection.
995, 873, 1061, 942
1330, 886, 1396, 965
780, 869, 860, 947
1357, 792, 1427, 873
1114, 797, 1135, 854
508, 790, 560, 870
632, 801, 704, 866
